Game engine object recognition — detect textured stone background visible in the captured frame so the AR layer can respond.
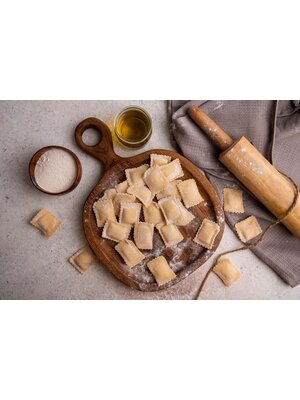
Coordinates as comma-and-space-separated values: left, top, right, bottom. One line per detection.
0, 100, 299, 299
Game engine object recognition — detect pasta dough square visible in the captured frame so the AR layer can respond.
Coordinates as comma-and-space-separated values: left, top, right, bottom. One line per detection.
102, 220, 131, 242
160, 159, 184, 181
102, 188, 117, 200
223, 188, 244, 213
213, 258, 241, 286
158, 223, 184, 247
150, 154, 171, 167
235, 216, 262, 243
175, 200, 195, 226
158, 197, 182, 224
30, 208, 61, 238
193, 218, 220, 249
113, 193, 136, 216
143, 202, 165, 226
158, 196, 194, 226
68, 247, 96, 274
147, 256, 176, 286
177, 179, 204, 208
156, 180, 182, 200
115, 240, 145, 268
143, 166, 169, 195
125, 164, 149, 186
115, 180, 129, 193
93, 198, 116, 227
134, 222, 154, 250
98, 187, 116, 202
119, 202, 141, 225
127, 184, 153, 207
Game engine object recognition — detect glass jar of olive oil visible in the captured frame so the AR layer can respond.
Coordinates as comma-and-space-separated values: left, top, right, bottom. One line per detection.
114, 106, 152, 148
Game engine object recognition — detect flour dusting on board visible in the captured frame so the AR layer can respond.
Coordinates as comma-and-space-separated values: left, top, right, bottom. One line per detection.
88, 155, 224, 289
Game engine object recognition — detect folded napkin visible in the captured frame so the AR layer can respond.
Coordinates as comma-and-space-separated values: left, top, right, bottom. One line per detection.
170, 100, 300, 287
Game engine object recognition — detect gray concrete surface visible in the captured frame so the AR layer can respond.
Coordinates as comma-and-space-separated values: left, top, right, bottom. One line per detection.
0, 100, 299, 299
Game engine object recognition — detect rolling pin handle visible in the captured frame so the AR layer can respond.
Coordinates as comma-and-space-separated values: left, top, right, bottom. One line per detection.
188, 106, 234, 151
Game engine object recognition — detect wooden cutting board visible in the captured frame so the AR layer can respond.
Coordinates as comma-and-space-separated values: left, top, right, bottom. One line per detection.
75, 117, 225, 291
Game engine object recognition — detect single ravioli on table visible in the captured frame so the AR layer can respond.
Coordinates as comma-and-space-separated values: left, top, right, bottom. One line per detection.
69, 247, 97, 274
30, 208, 61, 238
213, 258, 241, 287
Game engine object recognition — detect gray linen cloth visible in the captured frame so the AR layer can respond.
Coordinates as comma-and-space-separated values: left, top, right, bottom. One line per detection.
170, 101, 300, 287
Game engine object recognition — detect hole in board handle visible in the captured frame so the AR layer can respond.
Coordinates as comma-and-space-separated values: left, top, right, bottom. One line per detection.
82, 128, 102, 146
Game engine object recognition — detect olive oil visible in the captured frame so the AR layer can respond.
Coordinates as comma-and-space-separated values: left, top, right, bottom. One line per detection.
114, 107, 152, 148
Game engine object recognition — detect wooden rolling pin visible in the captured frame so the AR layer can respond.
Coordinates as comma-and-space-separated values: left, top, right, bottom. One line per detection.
188, 106, 300, 239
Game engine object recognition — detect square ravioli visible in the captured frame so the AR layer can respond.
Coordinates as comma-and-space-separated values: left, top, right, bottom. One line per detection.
193, 218, 220, 249
223, 188, 244, 213
143, 202, 165, 226
176, 203, 195, 226
158, 196, 194, 226
102, 188, 117, 200
134, 222, 154, 250
158, 223, 184, 247
93, 198, 116, 227
158, 196, 181, 224
156, 180, 182, 200
150, 154, 171, 167
143, 166, 169, 195
115, 240, 145, 268
235, 216, 262, 243
147, 256, 176, 286
213, 258, 241, 286
125, 164, 149, 186
160, 159, 184, 181
102, 220, 131, 242
113, 193, 136, 216
119, 202, 141, 225
115, 180, 129, 193
127, 184, 153, 207
30, 208, 61, 238
177, 179, 204, 208
68, 247, 96, 274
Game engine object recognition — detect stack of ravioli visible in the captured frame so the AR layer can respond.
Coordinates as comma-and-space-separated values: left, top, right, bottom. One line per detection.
93, 154, 220, 287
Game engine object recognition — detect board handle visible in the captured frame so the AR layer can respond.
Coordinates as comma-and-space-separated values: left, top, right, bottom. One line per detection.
75, 117, 121, 171
188, 106, 234, 151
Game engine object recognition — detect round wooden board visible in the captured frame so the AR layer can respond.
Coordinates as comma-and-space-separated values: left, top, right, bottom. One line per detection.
75, 118, 225, 291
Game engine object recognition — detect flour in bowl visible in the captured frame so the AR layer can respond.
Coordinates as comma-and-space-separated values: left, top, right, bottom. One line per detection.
35, 148, 78, 193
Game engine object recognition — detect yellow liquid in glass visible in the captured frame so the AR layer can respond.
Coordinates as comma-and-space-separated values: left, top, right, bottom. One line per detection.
115, 107, 152, 148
